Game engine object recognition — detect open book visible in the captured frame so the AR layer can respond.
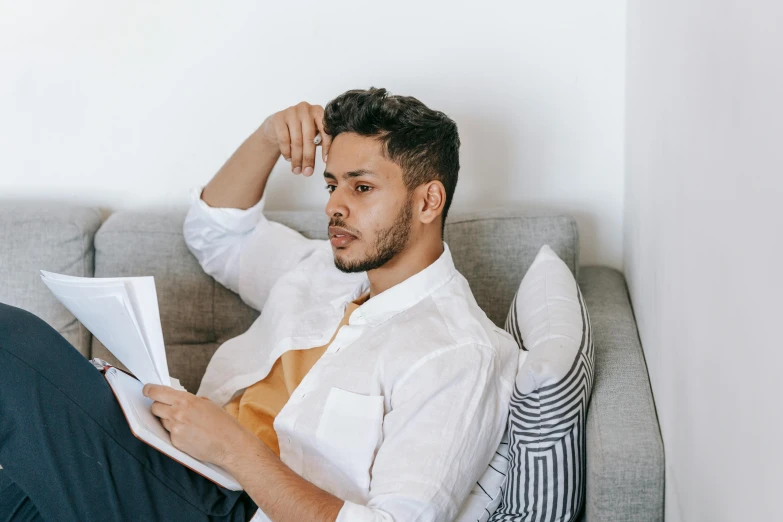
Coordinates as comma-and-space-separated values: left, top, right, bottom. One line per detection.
40, 270, 242, 491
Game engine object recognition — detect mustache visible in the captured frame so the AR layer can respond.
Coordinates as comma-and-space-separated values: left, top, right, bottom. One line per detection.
328, 221, 359, 237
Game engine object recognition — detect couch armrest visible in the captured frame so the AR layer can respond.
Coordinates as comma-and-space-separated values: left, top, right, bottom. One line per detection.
577, 266, 664, 522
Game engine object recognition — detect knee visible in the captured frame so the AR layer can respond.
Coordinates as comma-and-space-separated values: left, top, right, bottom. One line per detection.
0, 303, 56, 346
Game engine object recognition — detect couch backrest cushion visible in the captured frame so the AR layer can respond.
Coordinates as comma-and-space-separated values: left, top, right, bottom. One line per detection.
0, 203, 102, 356
92, 208, 579, 392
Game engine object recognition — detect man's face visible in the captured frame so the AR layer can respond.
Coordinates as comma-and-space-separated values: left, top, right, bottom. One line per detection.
324, 132, 414, 273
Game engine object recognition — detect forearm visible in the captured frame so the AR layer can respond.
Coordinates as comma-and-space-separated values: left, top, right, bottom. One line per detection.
201, 125, 281, 210
222, 430, 343, 522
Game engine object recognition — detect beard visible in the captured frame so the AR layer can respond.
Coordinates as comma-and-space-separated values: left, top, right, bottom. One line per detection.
333, 193, 414, 274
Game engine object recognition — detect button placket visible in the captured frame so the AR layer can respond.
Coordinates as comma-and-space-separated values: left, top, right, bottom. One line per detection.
326, 328, 345, 354
328, 325, 363, 354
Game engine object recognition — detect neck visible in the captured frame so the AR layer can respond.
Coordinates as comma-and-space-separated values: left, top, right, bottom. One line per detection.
366, 238, 444, 298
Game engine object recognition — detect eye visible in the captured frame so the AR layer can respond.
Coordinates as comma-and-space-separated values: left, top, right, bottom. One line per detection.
356, 185, 372, 193
325, 185, 336, 193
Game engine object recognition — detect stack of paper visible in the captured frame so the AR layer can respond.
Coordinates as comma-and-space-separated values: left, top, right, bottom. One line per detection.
39, 270, 180, 389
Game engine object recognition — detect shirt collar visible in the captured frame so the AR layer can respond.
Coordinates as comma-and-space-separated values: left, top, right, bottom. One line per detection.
329, 241, 457, 327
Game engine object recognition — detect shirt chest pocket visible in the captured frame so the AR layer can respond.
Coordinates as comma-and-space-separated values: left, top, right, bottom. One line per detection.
315, 386, 385, 491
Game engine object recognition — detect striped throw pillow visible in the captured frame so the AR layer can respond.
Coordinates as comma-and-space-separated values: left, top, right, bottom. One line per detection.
489, 244, 595, 522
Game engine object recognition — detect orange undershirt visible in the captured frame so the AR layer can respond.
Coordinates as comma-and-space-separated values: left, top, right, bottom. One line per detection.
223, 290, 371, 457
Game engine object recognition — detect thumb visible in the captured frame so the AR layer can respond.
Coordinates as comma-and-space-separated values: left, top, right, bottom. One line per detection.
314, 117, 332, 162
320, 132, 332, 162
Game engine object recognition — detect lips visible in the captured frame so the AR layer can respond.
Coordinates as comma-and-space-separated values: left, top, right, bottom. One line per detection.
329, 226, 357, 247
330, 234, 356, 247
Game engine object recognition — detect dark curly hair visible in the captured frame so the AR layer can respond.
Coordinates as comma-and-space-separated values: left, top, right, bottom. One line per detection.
323, 87, 460, 235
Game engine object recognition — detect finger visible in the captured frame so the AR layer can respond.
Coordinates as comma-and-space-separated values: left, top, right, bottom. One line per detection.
313, 106, 332, 162
150, 400, 175, 420
273, 117, 291, 162
287, 116, 303, 174
320, 132, 333, 163
142, 384, 183, 405
300, 110, 317, 176
161, 417, 174, 433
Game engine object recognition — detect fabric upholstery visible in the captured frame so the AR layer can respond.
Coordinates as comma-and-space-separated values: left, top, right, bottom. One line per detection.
576, 267, 664, 522
0, 203, 102, 356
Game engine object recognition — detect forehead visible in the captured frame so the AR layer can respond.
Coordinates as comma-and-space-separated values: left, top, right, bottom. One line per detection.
326, 132, 403, 182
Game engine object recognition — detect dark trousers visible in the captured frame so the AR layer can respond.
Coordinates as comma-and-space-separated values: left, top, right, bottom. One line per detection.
0, 303, 258, 522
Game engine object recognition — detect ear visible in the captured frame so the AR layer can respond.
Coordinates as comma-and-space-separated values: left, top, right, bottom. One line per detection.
416, 181, 446, 225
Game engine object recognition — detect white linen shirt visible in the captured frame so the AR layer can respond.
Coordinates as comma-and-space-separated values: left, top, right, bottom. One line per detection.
183, 187, 519, 522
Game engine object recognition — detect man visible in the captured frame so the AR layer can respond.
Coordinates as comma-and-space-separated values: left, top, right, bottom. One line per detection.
0, 88, 518, 522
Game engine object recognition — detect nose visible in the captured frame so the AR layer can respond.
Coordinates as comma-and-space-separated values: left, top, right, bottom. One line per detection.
325, 187, 349, 220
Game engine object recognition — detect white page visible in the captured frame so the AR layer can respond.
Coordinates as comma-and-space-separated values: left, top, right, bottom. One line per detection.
40, 275, 145, 339
61, 293, 162, 385
123, 277, 169, 387
40, 276, 155, 374
40, 277, 149, 353
41, 273, 166, 378
40, 272, 170, 386
105, 367, 241, 490
39, 271, 98, 282
41, 275, 162, 385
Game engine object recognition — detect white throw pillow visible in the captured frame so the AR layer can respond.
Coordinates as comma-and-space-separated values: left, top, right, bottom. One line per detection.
490, 244, 595, 522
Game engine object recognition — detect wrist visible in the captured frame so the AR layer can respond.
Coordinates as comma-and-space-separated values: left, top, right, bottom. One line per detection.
253, 120, 279, 151
220, 427, 271, 472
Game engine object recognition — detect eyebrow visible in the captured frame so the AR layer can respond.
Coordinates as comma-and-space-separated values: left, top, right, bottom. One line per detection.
323, 169, 378, 181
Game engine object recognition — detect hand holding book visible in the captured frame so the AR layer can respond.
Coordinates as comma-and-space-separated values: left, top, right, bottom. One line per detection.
40, 270, 241, 490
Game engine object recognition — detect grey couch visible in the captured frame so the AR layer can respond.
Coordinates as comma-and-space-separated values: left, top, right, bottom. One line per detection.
0, 202, 664, 521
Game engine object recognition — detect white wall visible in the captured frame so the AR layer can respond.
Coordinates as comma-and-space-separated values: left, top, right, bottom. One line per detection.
0, 0, 626, 268
625, 1, 783, 520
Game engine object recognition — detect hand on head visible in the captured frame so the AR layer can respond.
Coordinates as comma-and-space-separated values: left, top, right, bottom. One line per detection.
259, 102, 332, 177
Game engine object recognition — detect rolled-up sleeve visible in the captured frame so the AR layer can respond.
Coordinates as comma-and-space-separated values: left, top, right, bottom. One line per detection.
182, 186, 326, 311
336, 343, 514, 522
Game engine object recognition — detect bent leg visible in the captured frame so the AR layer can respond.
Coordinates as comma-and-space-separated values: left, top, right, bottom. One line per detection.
0, 473, 44, 522
0, 303, 257, 522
